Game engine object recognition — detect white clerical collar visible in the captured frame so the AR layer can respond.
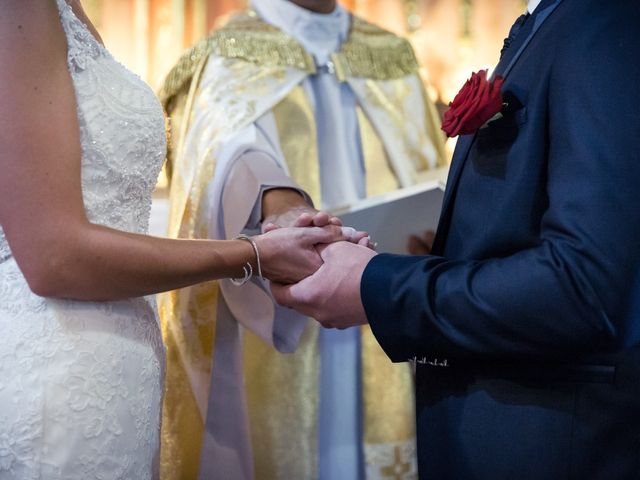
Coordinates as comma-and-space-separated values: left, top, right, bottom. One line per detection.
251, 0, 351, 64
528, 0, 543, 13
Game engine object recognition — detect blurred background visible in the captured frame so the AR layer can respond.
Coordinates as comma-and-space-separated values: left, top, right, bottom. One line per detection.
83, 0, 528, 114
82, 0, 528, 232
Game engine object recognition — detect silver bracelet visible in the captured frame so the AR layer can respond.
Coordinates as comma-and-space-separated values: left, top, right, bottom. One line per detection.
235, 234, 263, 281
230, 261, 253, 286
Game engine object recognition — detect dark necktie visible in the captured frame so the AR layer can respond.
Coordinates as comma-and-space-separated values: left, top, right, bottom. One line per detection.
500, 12, 531, 59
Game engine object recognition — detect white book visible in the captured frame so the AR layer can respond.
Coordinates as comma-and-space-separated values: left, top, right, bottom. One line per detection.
333, 180, 446, 255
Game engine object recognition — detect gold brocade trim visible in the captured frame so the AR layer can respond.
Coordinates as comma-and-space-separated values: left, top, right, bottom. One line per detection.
419, 80, 449, 168
361, 326, 416, 445
357, 106, 400, 197
158, 11, 315, 108
158, 38, 211, 107
358, 104, 417, 465
158, 12, 420, 109
211, 13, 315, 72
159, 283, 220, 480
241, 85, 322, 480
332, 17, 419, 82
243, 324, 320, 479
271, 85, 321, 206
365, 440, 418, 479
353, 76, 446, 186
164, 53, 210, 181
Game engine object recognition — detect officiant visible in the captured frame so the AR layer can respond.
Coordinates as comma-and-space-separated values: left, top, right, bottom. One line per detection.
157, 0, 445, 478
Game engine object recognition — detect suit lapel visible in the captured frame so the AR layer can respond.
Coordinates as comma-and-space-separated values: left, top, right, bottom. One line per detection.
434, 134, 474, 244
432, 0, 563, 254
495, 0, 563, 79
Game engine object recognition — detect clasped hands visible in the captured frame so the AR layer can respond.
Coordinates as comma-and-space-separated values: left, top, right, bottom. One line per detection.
255, 205, 375, 329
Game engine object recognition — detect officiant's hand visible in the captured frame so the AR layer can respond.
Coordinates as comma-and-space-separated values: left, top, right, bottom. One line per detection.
271, 241, 376, 328
263, 207, 342, 232
261, 188, 341, 233
254, 225, 351, 284
266, 212, 373, 249
261, 188, 372, 246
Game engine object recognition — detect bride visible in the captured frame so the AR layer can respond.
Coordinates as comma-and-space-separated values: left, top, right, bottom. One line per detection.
0, 1, 363, 478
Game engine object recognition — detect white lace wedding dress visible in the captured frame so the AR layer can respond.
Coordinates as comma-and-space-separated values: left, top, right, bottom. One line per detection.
0, 1, 166, 478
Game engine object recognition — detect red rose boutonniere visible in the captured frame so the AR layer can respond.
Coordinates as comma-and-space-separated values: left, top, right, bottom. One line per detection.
441, 69, 505, 138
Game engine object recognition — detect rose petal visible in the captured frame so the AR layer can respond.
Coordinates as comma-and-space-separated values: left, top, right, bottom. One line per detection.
441, 69, 504, 137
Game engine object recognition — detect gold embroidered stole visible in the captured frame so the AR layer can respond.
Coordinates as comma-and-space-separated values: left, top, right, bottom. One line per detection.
159, 52, 221, 480
242, 84, 416, 480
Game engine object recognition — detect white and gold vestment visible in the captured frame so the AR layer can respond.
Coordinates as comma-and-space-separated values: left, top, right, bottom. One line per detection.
158, 3, 446, 478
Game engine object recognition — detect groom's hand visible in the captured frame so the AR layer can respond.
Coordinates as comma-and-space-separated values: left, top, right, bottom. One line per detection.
255, 225, 351, 284
271, 241, 376, 328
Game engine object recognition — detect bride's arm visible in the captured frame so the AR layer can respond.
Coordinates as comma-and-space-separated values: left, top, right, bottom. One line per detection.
0, 0, 342, 301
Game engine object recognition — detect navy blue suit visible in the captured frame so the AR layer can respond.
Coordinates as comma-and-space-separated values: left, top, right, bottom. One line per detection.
362, 0, 640, 478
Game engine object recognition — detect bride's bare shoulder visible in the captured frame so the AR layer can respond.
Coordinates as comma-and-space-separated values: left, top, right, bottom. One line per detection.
0, 0, 67, 68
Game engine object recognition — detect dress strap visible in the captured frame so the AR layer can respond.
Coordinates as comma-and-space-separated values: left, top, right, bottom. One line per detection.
53, 0, 105, 73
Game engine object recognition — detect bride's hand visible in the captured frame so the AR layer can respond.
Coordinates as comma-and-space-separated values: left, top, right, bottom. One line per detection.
264, 211, 373, 249
253, 225, 348, 284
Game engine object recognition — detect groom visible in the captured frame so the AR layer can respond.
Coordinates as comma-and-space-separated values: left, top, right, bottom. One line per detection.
274, 0, 640, 477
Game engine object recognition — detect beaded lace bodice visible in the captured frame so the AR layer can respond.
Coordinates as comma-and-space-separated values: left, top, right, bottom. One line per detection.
0, 0, 166, 263
0, 3, 167, 478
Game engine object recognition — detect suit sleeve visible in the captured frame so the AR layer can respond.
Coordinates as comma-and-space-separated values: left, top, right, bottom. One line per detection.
362, 6, 640, 362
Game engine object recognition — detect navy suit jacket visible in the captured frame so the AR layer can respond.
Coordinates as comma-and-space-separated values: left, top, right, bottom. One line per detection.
362, 0, 640, 478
